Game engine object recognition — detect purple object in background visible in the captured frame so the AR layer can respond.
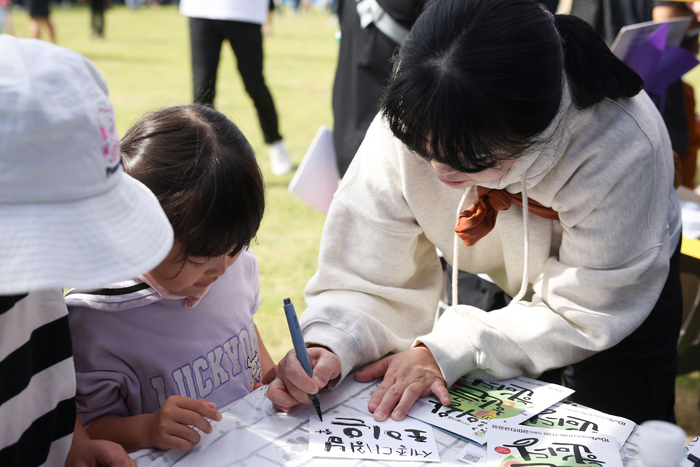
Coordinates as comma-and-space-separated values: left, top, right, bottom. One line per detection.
624, 22, 699, 110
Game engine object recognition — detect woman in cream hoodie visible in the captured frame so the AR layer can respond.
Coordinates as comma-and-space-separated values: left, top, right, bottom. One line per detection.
268, 0, 682, 424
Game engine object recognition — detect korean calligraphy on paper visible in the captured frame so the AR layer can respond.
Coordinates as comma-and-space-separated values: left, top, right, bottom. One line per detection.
308, 415, 440, 462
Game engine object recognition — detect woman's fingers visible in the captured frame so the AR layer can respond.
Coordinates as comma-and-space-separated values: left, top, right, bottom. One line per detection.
282, 351, 321, 401
307, 347, 341, 388
266, 376, 299, 411
357, 347, 449, 422
432, 379, 452, 406
353, 357, 390, 382
266, 348, 340, 409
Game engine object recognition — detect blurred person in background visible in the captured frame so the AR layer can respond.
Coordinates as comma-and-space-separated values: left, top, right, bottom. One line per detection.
179, 0, 294, 176
26, 0, 55, 43
652, 1, 700, 188
332, 0, 431, 178
79, 0, 107, 38
570, 0, 700, 187
0, 0, 10, 35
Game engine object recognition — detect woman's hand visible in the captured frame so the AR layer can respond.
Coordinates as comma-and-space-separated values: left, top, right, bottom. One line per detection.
353, 345, 451, 422
266, 347, 341, 411
147, 396, 222, 451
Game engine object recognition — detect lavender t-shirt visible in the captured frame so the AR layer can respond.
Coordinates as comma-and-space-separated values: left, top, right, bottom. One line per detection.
67, 248, 262, 427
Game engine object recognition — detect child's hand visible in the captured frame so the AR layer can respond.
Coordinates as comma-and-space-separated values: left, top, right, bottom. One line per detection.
353, 345, 450, 422
147, 396, 222, 451
66, 438, 137, 467
253, 365, 278, 390
266, 347, 340, 412
68, 418, 137, 467
262, 364, 278, 384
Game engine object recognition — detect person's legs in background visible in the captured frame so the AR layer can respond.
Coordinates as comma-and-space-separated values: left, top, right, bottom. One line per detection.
264, 0, 275, 36
26, 0, 55, 43
189, 17, 224, 106
225, 20, 292, 175
90, 0, 105, 38
31, 16, 55, 43
28, 15, 40, 38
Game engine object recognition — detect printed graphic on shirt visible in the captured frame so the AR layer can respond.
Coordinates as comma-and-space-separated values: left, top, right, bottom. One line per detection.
148, 320, 260, 406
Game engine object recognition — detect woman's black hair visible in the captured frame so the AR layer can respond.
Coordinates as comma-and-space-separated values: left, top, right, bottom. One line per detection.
381, 0, 644, 173
121, 105, 265, 261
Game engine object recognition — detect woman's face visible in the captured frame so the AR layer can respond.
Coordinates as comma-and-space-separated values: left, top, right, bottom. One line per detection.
414, 152, 515, 190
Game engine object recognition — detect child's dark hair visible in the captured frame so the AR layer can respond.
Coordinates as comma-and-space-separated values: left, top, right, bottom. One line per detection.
381, 0, 644, 173
121, 105, 265, 260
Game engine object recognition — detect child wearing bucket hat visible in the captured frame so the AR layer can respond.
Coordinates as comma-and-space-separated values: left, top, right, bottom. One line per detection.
65, 105, 277, 453
0, 36, 174, 466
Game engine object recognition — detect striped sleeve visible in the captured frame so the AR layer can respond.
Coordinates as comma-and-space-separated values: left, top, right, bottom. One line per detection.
0, 290, 76, 467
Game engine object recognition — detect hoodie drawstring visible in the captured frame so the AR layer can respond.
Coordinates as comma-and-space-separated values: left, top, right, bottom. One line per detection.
511, 172, 530, 304
451, 171, 531, 307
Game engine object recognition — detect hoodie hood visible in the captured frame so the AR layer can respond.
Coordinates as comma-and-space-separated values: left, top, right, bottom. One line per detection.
480, 75, 575, 192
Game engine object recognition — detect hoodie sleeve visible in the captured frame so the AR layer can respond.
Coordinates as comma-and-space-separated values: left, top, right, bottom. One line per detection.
301, 116, 446, 385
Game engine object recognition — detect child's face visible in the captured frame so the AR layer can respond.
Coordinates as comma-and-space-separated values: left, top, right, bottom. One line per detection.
148, 242, 240, 297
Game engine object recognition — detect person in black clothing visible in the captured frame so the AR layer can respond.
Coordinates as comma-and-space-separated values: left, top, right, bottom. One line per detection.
91, 0, 105, 38
332, 0, 432, 178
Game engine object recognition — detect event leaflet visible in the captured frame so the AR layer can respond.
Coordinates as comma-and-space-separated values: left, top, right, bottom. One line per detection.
484, 422, 623, 467
406, 376, 574, 445
456, 401, 635, 465
521, 400, 635, 450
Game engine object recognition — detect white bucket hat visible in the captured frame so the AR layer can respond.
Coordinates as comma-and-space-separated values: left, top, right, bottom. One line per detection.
0, 35, 174, 295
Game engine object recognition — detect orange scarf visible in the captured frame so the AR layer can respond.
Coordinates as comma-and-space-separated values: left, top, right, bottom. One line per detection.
455, 186, 559, 246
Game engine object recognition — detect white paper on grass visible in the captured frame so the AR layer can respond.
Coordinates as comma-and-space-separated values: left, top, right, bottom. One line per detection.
309, 414, 440, 462
287, 125, 340, 215
520, 400, 635, 450
486, 422, 623, 467
407, 376, 574, 445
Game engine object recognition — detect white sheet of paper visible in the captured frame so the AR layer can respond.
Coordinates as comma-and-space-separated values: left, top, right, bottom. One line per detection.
681, 199, 700, 239
407, 376, 574, 445
309, 414, 440, 462
287, 125, 340, 215
521, 400, 636, 450
486, 422, 623, 467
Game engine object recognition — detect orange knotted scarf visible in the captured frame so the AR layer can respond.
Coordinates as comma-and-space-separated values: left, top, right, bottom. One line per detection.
455, 186, 559, 246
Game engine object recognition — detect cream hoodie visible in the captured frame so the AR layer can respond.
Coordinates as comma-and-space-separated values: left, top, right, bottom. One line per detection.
301, 85, 680, 388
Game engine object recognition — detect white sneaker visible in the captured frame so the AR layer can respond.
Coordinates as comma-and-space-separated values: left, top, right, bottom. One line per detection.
268, 140, 294, 175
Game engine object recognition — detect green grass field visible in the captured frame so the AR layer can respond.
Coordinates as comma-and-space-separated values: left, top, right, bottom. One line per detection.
6, 3, 700, 436
8, 3, 335, 361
